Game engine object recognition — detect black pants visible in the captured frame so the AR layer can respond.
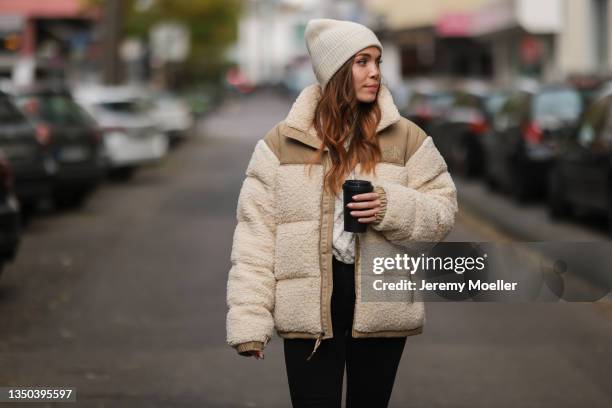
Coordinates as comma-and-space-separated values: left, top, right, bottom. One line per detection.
283, 256, 407, 408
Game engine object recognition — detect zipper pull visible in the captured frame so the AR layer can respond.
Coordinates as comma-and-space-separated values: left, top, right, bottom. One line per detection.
306, 333, 323, 361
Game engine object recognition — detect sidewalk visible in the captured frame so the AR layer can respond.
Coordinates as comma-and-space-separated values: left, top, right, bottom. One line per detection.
456, 178, 610, 242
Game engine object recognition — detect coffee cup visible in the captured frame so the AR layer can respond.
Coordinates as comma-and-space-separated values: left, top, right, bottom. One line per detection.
343, 180, 373, 233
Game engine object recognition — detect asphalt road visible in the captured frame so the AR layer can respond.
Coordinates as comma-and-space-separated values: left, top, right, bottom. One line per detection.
0, 89, 611, 407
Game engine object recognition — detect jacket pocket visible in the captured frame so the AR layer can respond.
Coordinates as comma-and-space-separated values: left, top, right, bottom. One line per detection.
353, 301, 425, 333
274, 220, 320, 280
273, 277, 322, 334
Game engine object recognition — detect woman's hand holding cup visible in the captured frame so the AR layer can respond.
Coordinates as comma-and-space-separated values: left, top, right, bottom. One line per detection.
346, 191, 381, 224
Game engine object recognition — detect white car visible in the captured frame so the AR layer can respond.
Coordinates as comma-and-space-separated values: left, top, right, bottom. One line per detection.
148, 90, 194, 143
73, 85, 168, 179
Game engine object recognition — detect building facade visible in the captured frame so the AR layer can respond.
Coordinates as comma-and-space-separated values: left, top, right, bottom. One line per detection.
0, 0, 100, 86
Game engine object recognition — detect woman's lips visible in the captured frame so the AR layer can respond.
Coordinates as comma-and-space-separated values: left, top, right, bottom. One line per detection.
364, 85, 379, 92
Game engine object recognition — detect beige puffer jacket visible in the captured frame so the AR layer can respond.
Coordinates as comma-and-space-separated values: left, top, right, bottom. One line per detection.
226, 83, 458, 359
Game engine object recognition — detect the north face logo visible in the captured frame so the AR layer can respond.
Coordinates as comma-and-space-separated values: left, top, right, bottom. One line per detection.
382, 146, 402, 162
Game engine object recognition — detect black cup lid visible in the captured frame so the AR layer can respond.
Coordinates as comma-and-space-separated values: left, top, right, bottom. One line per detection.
343, 179, 372, 188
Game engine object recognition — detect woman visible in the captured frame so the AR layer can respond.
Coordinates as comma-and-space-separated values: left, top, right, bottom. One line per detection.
226, 18, 458, 407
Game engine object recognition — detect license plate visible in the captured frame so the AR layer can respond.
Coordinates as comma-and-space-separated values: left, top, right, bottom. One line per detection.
60, 146, 89, 162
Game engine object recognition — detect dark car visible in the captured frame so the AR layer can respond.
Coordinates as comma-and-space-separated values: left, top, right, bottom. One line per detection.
429, 87, 499, 178
402, 89, 453, 136
484, 89, 511, 119
0, 151, 21, 277
0, 90, 54, 210
483, 84, 584, 202
10, 85, 106, 206
547, 91, 612, 231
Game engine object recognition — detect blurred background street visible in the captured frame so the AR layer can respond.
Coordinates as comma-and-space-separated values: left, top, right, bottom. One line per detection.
0, 0, 612, 407
0, 89, 611, 407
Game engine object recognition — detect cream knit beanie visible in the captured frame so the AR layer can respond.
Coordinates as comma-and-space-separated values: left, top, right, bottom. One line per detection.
305, 18, 383, 89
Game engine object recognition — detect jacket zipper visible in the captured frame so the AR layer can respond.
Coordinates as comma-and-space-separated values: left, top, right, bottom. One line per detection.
308, 152, 333, 361
308, 215, 362, 360
352, 233, 360, 337
307, 157, 364, 360
307, 151, 361, 360
306, 333, 323, 361
307, 233, 357, 361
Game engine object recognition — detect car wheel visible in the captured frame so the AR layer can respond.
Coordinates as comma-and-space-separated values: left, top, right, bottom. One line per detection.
54, 189, 90, 209
482, 154, 498, 191
547, 166, 572, 220
607, 189, 612, 235
607, 203, 612, 235
507, 157, 530, 203
511, 175, 528, 203
108, 166, 136, 182
451, 139, 469, 177
485, 172, 498, 191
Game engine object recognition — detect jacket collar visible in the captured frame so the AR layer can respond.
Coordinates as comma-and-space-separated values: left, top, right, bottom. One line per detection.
281, 83, 401, 151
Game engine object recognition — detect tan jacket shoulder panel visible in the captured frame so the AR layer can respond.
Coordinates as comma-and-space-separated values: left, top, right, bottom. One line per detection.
270, 120, 324, 165
268, 118, 424, 167
263, 121, 283, 160
402, 117, 429, 165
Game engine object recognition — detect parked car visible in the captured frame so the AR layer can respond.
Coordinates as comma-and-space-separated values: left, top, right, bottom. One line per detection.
0, 151, 21, 277
484, 89, 511, 119
10, 85, 105, 206
73, 85, 169, 180
147, 90, 194, 146
483, 83, 584, 202
0, 90, 54, 209
429, 83, 494, 177
401, 82, 453, 136
547, 91, 612, 231
225, 67, 256, 95
182, 83, 223, 118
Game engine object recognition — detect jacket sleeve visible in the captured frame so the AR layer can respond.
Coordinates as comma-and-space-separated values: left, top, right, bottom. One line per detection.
226, 138, 279, 356
370, 135, 458, 252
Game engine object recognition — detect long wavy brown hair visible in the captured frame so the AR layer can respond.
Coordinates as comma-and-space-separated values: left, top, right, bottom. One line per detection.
306, 57, 382, 196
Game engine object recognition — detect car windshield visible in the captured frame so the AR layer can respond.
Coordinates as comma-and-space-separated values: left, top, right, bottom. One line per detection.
485, 93, 508, 116
533, 89, 583, 121
408, 92, 452, 113
453, 92, 482, 109
97, 99, 152, 114
430, 92, 454, 112
15, 94, 94, 126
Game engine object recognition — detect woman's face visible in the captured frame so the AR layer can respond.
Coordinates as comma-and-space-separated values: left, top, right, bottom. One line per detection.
352, 46, 382, 103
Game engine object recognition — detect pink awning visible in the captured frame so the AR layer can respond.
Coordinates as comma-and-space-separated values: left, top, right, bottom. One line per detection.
0, 0, 99, 19
436, 13, 473, 37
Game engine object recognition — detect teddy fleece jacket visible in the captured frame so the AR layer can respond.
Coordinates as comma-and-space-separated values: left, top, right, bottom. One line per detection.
226, 83, 458, 359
